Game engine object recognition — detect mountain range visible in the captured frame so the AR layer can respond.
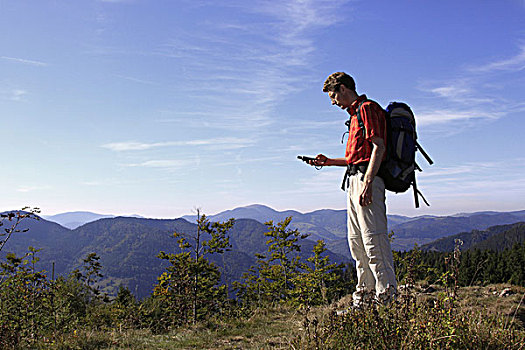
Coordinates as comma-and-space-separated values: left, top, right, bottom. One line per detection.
181, 205, 525, 251
1, 214, 348, 299
42, 205, 525, 254
3, 205, 525, 298
43, 211, 143, 229
422, 222, 525, 252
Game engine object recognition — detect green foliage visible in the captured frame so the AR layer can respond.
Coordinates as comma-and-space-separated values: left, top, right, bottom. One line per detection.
0, 249, 117, 347
291, 240, 343, 309
112, 285, 140, 330
236, 217, 307, 305
0, 207, 40, 253
394, 244, 440, 286
72, 252, 106, 301
294, 294, 525, 349
51, 274, 90, 331
2, 212, 524, 348
236, 217, 346, 312
151, 212, 234, 330
394, 240, 525, 288
0, 247, 51, 348
294, 243, 525, 350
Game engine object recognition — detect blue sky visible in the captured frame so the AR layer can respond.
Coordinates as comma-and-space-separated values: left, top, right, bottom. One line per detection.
1, 0, 524, 218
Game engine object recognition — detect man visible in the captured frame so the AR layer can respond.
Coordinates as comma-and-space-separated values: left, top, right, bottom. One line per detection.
310, 72, 397, 307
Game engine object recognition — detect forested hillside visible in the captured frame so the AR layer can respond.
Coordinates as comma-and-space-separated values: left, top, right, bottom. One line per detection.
1, 210, 523, 349
422, 222, 525, 252
182, 205, 525, 250
4, 208, 525, 298
1, 214, 348, 298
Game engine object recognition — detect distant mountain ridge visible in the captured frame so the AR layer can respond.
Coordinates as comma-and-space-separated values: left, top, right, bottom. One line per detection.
181, 205, 525, 251
44, 205, 525, 251
422, 222, 525, 252
3, 206, 525, 299
43, 211, 144, 229
389, 210, 525, 250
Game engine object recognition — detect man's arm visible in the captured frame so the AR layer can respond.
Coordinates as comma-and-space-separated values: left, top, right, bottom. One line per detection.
360, 136, 385, 206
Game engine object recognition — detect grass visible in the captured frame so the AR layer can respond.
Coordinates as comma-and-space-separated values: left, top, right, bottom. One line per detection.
39, 305, 303, 349
33, 284, 525, 349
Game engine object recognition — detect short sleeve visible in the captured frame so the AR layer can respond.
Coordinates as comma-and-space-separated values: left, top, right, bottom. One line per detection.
361, 102, 386, 142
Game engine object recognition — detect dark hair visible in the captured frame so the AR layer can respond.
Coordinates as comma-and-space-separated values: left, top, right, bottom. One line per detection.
323, 72, 356, 93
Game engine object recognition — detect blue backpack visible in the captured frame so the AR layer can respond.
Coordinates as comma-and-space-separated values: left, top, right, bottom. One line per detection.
352, 100, 433, 208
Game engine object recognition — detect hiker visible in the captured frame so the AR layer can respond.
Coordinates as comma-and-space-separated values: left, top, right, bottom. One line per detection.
309, 72, 397, 307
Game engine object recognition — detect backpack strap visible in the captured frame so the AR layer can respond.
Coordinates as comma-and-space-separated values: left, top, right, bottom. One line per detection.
415, 141, 434, 165
412, 176, 430, 208
355, 100, 368, 138
341, 100, 369, 144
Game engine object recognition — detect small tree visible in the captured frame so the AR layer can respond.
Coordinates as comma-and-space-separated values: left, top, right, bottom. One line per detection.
292, 240, 342, 309
71, 252, 105, 301
112, 285, 139, 331
0, 247, 51, 348
237, 217, 308, 305
153, 211, 234, 327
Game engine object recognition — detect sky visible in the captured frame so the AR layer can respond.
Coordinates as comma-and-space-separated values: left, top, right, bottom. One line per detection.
1, 0, 524, 219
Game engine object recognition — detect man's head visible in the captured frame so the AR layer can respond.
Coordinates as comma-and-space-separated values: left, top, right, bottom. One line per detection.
323, 72, 358, 110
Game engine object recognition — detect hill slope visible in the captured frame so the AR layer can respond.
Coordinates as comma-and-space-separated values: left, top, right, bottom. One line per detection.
185, 205, 525, 251
2, 215, 349, 299
422, 222, 525, 252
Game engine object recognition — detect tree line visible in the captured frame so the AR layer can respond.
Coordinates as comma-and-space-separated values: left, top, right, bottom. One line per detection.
1, 209, 524, 348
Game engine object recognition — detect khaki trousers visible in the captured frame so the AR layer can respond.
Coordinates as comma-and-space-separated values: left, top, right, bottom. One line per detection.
346, 173, 397, 305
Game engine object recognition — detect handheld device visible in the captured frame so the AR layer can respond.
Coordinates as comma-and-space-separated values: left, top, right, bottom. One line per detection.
297, 155, 315, 163
297, 155, 323, 170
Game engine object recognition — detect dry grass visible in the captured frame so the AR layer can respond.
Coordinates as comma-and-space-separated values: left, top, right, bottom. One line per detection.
45, 305, 304, 349
37, 285, 525, 349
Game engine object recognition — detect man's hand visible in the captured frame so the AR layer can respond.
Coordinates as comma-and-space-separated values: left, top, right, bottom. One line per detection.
359, 136, 385, 207
359, 177, 374, 206
309, 154, 328, 166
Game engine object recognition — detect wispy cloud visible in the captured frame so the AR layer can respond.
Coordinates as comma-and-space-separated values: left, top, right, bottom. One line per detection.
418, 159, 525, 187
124, 160, 184, 168
430, 86, 471, 99
419, 42, 525, 128
417, 109, 503, 126
469, 44, 525, 73
1, 89, 28, 102
81, 181, 103, 186
97, 0, 133, 3
10, 89, 27, 102
114, 74, 157, 85
427, 82, 495, 105
1, 56, 47, 67
102, 137, 254, 151
17, 185, 50, 193
150, 0, 350, 130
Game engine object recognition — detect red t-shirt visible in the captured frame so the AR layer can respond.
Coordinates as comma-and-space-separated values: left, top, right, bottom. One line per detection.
345, 95, 387, 165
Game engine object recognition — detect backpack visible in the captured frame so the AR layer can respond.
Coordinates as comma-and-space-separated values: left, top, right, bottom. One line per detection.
351, 100, 433, 208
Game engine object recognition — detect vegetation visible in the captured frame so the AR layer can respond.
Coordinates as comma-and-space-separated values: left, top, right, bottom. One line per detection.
151, 211, 233, 330
396, 240, 525, 287
0, 210, 524, 349
0, 207, 40, 254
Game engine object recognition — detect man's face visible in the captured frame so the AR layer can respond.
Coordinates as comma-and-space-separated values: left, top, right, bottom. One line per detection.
328, 85, 352, 110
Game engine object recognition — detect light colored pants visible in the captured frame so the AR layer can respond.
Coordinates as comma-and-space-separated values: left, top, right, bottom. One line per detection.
346, 173, 397, 305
